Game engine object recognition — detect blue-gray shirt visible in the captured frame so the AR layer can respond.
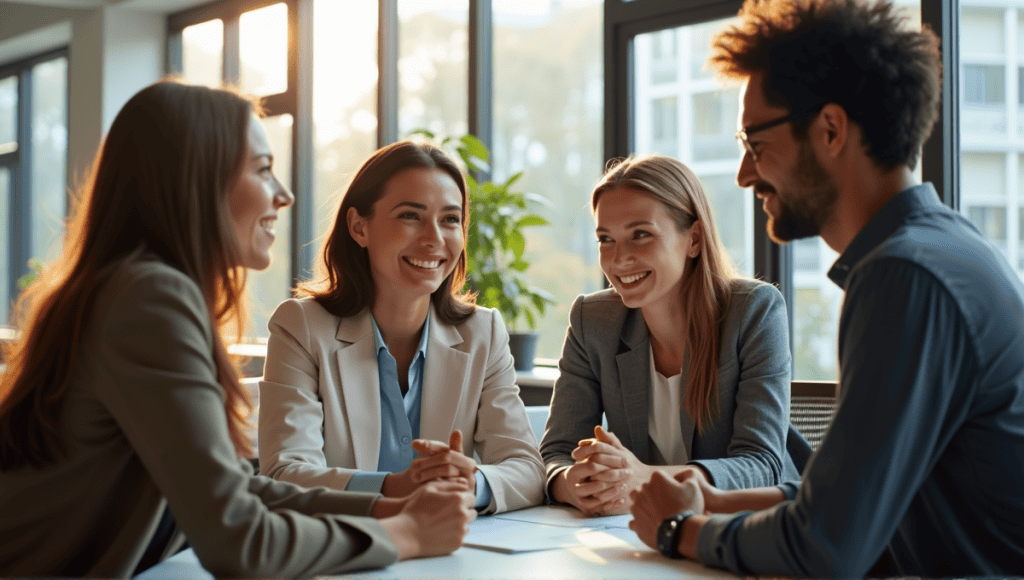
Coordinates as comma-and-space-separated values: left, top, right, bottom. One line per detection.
697, 184, 1024, 577
345, 313, 492, 509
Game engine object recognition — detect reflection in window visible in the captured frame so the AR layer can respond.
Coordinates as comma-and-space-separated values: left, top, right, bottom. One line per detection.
398, 0, 468, 138
964, 64, 1005, 105
651, 96, 678, 158
493, 0, 603, 359
0, 76, 16, 154
692, 89, 739, 162
312, 0, 377, 252
650, 29, 677, 85
240, 3, 288, 96
244, 114, 293, 338
968, 206, 1007, 243
182, 19, 223, 88
1, 167, 9, 324
31, 56, 68, 264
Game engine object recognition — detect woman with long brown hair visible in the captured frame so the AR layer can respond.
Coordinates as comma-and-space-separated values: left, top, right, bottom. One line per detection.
257, 140, 545, 514
0, 81, 474, 578
540, 154, 803, 515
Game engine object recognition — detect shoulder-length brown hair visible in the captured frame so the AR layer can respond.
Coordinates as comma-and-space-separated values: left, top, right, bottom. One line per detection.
0, 80, 259, 469
297, 140, 475, 323
592, 154, 737, 433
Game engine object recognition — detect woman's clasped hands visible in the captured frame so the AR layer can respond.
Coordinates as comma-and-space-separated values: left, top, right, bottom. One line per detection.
554, 426, 643, 515
383, 429, 479, 498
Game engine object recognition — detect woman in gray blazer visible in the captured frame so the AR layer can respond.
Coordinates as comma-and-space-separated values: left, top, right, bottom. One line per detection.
541, 154, 802, 516
0, 81, 474, 578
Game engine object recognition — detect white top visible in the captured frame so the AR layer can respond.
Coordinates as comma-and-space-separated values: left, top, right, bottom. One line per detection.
647, 348, 689, 465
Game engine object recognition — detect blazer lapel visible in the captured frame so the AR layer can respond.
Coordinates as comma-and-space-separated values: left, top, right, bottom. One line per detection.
335, 310, 382, 470
679, 351, 695, 460
419, 309, 469, 445
616, 309, 651, 463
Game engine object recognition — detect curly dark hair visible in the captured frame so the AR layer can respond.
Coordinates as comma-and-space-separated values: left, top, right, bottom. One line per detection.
708, 0, 941, 170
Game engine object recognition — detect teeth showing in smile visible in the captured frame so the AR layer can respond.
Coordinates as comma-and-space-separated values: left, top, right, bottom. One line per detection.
620, 272, 649, 284
407, 258, 442, 269
259, 217, 276, 234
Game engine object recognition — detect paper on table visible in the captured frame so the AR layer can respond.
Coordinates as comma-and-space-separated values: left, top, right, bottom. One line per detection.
463, 516, 587, 554
492, 505, 632, 530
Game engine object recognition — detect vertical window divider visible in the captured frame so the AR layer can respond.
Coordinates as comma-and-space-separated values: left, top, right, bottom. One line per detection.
293, 0, 315, 285
15, 70, 33, 301
468, 0, 493, 182
921, 0, 959, 209
378, 0, 399, 148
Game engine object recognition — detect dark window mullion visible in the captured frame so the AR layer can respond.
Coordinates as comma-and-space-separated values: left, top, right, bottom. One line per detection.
292, 0, 314, 286
223, 16, 241, 87
14, 70, 32, 289
920, 0, 959, 209
468, 0, 493, 182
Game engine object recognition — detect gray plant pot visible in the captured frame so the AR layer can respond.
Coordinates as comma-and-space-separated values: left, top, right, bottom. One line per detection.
508, 332, 538, 372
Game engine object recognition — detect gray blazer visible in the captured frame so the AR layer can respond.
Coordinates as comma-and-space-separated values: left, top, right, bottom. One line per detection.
0, 255, 398, 578
540, 278, 800, 493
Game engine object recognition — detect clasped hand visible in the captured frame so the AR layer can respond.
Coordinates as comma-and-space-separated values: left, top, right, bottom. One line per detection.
627, 470, 705, 553
383, 429, 477, 498
557, 426, 647, 515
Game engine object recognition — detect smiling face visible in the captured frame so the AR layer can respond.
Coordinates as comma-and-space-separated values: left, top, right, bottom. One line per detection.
228, 114, 294, 270
348, 167, 465, 310
736, 72, 838, 243
595, 186, 699, 313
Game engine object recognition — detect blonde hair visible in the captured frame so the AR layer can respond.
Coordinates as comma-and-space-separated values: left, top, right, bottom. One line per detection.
592, 154, 737, 433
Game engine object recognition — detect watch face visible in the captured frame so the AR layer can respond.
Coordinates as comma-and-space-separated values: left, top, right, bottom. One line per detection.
657, 519, 679, 555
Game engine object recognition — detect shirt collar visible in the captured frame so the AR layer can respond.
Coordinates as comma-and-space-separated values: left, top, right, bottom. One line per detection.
369, 309, 431, 360
827, 182, 942, 289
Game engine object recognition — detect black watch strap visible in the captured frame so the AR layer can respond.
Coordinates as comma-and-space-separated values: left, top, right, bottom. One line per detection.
657, 510, 696, 559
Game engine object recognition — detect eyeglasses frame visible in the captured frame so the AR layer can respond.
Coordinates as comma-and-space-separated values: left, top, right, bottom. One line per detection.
736, 103, 828, 162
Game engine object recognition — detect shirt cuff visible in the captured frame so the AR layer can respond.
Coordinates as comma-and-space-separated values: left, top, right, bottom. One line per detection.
345, 471, 389, 493
696, 512, 753, 572
777, 481, 800, 501
475, 470, 493, 511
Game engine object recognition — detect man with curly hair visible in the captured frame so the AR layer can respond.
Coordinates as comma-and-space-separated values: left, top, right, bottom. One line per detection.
628, 0, 1024, 576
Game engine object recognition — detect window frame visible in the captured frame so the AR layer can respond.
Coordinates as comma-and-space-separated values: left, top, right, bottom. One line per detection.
604, 0, 959, 381
1, 47, 69, 323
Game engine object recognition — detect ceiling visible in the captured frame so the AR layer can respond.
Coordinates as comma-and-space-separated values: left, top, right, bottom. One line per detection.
6, 0, 211, 13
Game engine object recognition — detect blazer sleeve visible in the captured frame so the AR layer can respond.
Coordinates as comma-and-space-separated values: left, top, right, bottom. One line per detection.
472, 309, 546, 513
689, 282, 794, 489
538, 295, 606, 499
259, 299, 362, 490
93, 267, 398, 578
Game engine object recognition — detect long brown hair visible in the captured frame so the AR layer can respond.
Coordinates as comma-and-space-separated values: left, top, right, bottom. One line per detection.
0, 80, 259, 469
592, 155, 737, 433
297, 140, 475, 323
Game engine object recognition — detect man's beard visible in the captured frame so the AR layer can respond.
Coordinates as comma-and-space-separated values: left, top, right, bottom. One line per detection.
766, 141, 838, 244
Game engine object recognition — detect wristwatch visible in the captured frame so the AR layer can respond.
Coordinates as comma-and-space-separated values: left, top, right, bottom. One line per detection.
657, 510, 696, 559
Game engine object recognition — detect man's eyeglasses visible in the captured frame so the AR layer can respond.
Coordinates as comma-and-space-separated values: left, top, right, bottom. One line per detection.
736, 104, 826, 162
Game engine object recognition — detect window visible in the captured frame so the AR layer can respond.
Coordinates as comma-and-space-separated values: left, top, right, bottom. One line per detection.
961, 6, 1024, 283
169, 1, 296, 339
0, 50, 68, 326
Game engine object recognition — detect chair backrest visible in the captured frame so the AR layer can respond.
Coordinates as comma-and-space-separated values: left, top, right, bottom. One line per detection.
790, 381, 839, 452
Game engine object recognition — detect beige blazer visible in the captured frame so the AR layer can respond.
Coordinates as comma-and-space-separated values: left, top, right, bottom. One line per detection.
258, 298, 545, 514
0, 255, 397, 578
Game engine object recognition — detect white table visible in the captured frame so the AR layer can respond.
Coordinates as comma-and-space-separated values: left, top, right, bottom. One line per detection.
137, 506, 738, 580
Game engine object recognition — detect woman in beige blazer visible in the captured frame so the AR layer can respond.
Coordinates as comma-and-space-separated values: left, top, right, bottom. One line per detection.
0, 82, 474, 578
259, 141, 545, 514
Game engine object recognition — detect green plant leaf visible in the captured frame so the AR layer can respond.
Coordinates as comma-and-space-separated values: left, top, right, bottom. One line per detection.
459, 134, 490, 163
516, 215, 548, 228
508, 230, 526, 260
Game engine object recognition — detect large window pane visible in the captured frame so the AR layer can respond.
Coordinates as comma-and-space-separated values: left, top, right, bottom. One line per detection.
312, 0, 377, 259
181, 19, 223, 88
398, 1, 468, 138
1, 167, 9, 324
30, 56, 67, 264
246, 114, 293, 337
961, 4, 1024, 286
634, 18, 753, 275
0, 76, 16, 155
493, 0, 603, 360
240, 3, 288, 96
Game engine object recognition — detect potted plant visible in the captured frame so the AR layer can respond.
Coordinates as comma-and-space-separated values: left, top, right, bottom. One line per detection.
411, 131, 556, 371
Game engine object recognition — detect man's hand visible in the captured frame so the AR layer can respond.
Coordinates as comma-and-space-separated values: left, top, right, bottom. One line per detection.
628, 471, 704, 551
378, 478, 476, 559
408, 430, 478, 493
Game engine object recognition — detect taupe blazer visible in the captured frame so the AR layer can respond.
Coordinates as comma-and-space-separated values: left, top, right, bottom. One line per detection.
0, 255, 397, 578
541, 279, 801, 493
258, 298, 545, 514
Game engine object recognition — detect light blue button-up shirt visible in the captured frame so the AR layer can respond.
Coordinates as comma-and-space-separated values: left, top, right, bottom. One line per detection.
345, 312, 491, 510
